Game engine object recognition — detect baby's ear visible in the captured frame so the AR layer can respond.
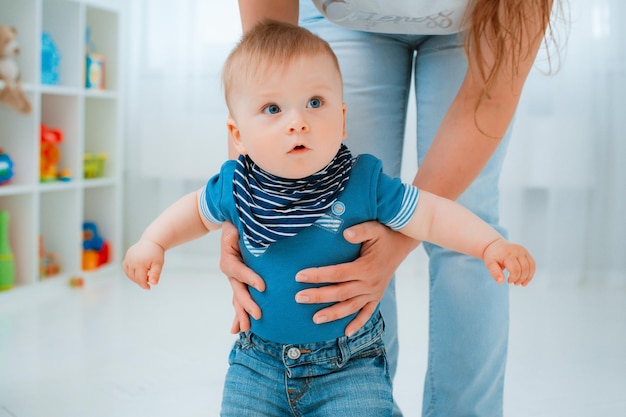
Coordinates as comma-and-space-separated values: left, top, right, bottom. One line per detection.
227, 117, 246, 155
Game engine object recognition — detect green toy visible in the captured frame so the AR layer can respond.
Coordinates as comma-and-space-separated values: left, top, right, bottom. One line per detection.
0, 210, 15, 291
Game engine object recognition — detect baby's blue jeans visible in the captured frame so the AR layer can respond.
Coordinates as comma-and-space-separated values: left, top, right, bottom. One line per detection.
220, 312, 392, 416
301, 2, 513, 417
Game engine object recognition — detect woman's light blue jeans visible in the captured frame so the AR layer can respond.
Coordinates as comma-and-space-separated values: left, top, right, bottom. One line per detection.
301, 2, 512, 417
220, 312, 392, 416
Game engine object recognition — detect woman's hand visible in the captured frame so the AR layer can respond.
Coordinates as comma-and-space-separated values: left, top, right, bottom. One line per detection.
294, 221, 419, 336
219, 221, 265, 334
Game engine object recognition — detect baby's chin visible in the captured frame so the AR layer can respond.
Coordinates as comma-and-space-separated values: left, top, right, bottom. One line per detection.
255, 146, 342, 180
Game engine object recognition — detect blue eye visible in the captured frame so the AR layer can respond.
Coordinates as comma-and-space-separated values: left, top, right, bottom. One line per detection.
308, 98, 322, 109
263, 104, 281, 114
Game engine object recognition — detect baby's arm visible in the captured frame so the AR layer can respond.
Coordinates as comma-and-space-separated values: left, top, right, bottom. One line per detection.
123, 189, 221, 289
401, 190, 535, 286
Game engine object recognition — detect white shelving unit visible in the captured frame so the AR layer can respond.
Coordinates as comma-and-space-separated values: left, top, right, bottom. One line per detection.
0, 0, 123, 288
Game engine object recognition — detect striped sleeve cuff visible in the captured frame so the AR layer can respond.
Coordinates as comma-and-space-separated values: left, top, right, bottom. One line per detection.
386, 185, 419, 230
199, 187, 222, 225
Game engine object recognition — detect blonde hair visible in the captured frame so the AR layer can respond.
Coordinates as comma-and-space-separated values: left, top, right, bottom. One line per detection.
222, 21, 341, 112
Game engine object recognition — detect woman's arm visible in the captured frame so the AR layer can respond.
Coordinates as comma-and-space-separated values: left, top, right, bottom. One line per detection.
238, 0, 299, 32
413, 1, 549, 199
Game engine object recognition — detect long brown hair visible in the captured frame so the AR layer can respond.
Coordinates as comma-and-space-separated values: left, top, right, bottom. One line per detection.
463, 0, 563, 103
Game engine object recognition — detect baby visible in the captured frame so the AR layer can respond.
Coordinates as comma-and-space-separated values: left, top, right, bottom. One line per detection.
124, 21, 535, 417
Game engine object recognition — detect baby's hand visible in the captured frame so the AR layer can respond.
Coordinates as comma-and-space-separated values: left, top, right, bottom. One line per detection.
482, 238, 535, 286
123, 240, 165, 290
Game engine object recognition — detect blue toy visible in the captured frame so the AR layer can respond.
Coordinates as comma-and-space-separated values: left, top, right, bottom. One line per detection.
0, 150, 14, 184
41, 31, 61, 85
82, 221, 109, 270
82, 221, 104, 251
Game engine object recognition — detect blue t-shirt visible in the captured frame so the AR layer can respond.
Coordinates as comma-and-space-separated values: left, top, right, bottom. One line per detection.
200, 154, 419, 344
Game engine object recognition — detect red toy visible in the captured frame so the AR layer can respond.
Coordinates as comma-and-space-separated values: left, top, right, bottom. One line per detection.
40, 123, 71, 182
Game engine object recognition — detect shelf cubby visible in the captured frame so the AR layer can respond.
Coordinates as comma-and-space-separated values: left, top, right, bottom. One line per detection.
0, 0, 123, 290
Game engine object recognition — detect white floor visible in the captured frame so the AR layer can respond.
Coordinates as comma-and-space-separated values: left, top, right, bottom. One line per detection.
1, 249, 625, 417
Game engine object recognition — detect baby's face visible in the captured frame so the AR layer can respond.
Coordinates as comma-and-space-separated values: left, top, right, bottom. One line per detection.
227, 52, 346, 179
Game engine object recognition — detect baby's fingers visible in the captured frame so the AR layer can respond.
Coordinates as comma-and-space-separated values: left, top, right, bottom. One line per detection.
148, 263, 162, 286
503, 258, 522, 285
513, 255, 536, 286
486, 261, 505, 284
125, 259, 154, 290
505, 256, 534, 286
132, 265, 152, 290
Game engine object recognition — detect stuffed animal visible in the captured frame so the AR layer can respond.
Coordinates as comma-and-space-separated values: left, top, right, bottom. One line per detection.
0, 25, 32, 114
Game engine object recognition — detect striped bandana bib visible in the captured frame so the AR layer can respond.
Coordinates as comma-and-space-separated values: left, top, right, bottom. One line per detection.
234, 144, 353, 255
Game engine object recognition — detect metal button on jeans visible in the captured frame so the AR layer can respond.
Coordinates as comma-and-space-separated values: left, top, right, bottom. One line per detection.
287, 347, 301, 360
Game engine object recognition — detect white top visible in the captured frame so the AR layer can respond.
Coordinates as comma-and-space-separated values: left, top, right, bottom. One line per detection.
311, 0, 470, 35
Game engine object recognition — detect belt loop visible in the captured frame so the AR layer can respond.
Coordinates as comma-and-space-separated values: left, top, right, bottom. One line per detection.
240, 331, 252, 348
337, 336, 351, 367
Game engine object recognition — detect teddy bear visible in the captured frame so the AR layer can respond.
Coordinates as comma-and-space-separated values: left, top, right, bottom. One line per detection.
0, 25, 32, 114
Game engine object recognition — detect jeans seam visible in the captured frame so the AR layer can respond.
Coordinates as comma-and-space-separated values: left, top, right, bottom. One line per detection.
286, 373, 308, 417
424, 267, 437, 416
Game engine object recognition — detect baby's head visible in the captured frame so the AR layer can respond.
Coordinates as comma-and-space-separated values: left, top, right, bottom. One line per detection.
222, 21, 342, 112
222, 22, 347, 179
